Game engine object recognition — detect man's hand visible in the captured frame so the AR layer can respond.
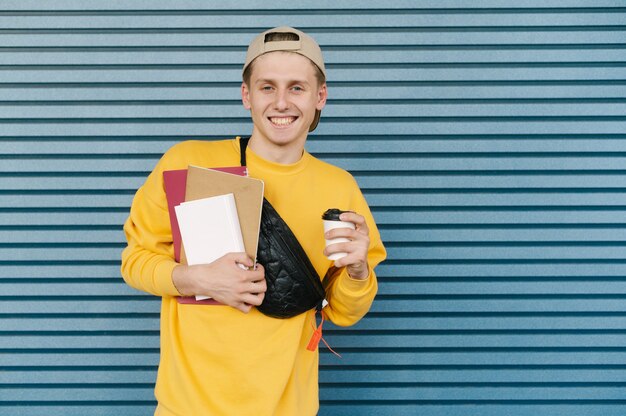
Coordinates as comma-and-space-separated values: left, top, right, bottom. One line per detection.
323, 211, 370, 280
172, 252, 266, 313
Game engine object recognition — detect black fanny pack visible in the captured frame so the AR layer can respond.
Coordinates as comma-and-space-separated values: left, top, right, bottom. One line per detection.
240, 138, 325, 319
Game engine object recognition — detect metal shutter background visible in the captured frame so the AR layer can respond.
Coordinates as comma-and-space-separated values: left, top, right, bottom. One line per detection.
1, 1, 626, 415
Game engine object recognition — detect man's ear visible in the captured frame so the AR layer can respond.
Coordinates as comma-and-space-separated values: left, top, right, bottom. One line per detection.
316, 83, 328, 110
241, 82, 251, 110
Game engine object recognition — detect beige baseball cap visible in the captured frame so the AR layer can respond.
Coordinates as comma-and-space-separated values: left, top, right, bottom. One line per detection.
243, 26, 326, 132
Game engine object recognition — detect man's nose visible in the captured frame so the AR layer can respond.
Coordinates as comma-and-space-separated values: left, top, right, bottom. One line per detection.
273, 89, 289, 110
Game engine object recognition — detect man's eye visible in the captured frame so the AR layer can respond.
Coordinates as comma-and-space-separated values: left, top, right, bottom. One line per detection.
292, 86, 303, 92
262, 86, 273, 91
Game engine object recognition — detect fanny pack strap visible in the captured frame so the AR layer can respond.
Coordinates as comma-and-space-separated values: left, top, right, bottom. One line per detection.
239, 137, 325, 315
239, 136, 250, 166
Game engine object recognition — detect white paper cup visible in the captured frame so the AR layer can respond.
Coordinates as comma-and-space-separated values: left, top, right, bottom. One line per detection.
323, 220, 356, 261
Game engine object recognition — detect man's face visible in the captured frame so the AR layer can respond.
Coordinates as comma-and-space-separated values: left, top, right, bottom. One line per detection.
241, 52, 327, 152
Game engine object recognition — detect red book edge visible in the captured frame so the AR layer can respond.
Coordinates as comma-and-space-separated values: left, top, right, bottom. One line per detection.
163, 166, 248, 305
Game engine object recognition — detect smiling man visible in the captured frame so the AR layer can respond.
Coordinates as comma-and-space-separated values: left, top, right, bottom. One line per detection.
121, 27, 386, 416
241, 49, 326, 164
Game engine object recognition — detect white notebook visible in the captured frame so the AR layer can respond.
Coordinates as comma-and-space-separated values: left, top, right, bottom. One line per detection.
174, 193, 245, 300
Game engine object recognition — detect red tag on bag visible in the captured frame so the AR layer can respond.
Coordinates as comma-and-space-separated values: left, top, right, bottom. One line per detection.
307, 325, 323, 351
306, 310, 341, 358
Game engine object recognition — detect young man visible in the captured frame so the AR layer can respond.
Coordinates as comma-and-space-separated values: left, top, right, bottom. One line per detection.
121, 27, 386, 416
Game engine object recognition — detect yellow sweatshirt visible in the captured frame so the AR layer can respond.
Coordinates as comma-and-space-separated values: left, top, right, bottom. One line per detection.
121, 138, 386, 416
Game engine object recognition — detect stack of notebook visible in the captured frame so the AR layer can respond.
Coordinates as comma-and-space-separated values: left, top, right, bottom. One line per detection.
163, 165, 264, 304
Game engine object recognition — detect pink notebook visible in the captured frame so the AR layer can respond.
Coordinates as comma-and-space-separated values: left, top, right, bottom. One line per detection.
163, 166, 247, 305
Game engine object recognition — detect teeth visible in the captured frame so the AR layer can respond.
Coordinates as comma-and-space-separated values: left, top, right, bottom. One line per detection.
270, 117, 295, 126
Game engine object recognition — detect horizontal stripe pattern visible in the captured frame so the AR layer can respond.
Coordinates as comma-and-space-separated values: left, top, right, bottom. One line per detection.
1, 2, 625, 415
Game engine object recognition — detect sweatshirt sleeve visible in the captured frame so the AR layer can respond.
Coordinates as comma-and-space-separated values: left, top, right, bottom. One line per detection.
120, 151, 181, 297
322, 183, 387, 327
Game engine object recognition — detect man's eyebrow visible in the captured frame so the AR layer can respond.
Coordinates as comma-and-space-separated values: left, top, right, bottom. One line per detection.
254, 78, 311, 85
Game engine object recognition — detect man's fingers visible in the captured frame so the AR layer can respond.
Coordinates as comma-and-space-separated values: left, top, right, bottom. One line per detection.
242, 291, 265, 307
338, 211, 362, 223
226, 252, 255, 268
325, 227, 362, 240
339, 212, 369, 233
237, 303, 253, 314
250, 279, 267, 294
245, 267, 265, 284
324, 241, 350, 257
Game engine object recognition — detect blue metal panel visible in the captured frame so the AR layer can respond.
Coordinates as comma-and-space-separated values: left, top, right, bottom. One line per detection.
1, 1, 626, 415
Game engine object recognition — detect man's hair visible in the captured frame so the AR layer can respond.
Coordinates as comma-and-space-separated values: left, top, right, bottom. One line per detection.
242, 32, 326, 87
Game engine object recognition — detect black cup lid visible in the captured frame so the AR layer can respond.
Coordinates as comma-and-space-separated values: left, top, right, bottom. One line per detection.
322, 208, 347, 220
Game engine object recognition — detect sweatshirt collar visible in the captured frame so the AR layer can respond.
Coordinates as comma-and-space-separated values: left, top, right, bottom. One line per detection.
234, 137, 311, 175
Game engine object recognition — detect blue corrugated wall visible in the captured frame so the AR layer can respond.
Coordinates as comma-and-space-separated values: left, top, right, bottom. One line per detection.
2, 1, 626, 415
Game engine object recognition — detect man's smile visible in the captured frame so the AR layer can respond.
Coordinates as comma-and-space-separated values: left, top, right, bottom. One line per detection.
269, 116, 297, 127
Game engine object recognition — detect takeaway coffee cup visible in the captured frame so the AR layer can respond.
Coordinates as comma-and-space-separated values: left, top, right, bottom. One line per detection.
322, 209, 356, 261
